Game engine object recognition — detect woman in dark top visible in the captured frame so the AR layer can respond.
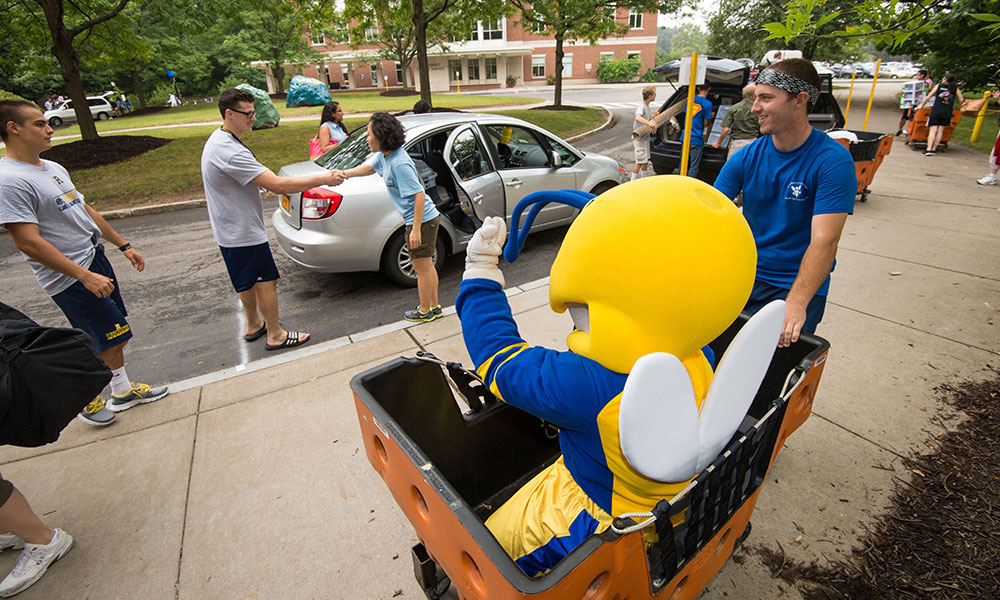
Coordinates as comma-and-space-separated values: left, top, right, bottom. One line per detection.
919, 73, 964, 156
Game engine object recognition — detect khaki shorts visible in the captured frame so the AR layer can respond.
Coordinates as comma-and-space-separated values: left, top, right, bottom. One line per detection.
633, 138, 650, 164
405, 215, 440, 259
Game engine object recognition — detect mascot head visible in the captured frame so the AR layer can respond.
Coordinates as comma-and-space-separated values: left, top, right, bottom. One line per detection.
548, 175, 756, 374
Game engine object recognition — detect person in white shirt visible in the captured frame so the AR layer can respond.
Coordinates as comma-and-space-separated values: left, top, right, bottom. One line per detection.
631, 85, 657, 180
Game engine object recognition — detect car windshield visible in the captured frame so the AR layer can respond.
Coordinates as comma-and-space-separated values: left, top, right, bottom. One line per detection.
314, 130, 374, 170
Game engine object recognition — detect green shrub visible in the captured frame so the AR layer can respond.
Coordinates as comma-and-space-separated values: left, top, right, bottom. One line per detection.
547, 74, 557, 86
148, 82, 176, 107
0, 90, 28, 102
506, 75, 517, 88
597, 57, 642, 83
640, 68, 661, 83
218, 76, 247, 94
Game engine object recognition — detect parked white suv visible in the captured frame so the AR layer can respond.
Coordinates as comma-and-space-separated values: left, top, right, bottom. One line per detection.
43, 96, 114, 126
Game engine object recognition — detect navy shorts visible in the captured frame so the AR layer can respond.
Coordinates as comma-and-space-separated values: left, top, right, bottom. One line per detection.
51, 246, 133, 352
220, 242, 280, 293
742, 279, 827, 335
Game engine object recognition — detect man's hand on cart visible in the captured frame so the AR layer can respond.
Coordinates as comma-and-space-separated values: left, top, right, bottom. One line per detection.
464, 216, 507, 287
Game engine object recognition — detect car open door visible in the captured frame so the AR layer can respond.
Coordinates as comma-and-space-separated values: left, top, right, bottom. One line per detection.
443, 125, 506, 224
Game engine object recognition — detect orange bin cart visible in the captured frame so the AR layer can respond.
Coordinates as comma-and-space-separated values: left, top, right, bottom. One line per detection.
832, 129, 893, 202
351, 313, 831, 600
906, 108, 962, 151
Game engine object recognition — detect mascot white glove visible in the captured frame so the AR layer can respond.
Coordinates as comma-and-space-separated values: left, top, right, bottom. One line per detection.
464, 216, 507, 287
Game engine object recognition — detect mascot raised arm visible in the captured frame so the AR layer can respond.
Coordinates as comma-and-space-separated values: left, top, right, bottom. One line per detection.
455, 175, 783, 577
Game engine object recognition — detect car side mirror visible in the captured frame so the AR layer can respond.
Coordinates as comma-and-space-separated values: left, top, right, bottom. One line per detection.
550, 150, 562, 168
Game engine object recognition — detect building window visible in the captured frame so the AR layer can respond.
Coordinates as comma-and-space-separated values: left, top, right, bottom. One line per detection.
600, 52, 614, 63
482, 19, 503, 40
628, 10, 642, 29
531, 55, 545, 79
370, 63, 379, 83
485, 57, 497, 80
531, 20, 546, 34
395, 62, 404, 84
310, 30, 325, 45
449, 59, 463, 81
627, 51, 641, 62
449, 27, 476, 42
468, 59, 480, 81
562, 53, 572, 78
365, 21, 379, 41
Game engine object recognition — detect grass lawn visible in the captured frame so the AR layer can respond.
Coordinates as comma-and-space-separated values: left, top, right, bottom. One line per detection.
68, 107, 607, 211
50, 91, 541, 138
951, 112, 999, 155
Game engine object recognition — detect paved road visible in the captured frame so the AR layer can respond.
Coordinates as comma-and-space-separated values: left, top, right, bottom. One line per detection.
1, 81, 906, 387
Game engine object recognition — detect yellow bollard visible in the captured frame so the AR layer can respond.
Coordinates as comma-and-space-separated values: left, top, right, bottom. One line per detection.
971, 91, 992, 143
845, 72, 856, 119
680, 52, 699, 176
863, 59, 881, 131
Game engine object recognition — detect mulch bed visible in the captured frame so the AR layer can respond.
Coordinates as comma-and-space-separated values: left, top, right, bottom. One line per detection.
754, 370, 1000, 599
529, 104, 589, 111
41, 136, 171, 171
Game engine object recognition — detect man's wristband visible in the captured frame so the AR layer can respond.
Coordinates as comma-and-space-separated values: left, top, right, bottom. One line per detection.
118, 242, 132, 252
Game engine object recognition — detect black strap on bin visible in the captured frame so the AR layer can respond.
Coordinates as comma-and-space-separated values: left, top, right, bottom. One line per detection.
415, 351, 498, 413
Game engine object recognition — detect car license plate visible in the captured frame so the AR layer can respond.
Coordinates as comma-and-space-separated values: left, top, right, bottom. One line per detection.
281, 195, 290, 212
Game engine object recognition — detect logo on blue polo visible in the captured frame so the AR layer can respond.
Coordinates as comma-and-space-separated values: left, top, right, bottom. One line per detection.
786, 181, 809, 201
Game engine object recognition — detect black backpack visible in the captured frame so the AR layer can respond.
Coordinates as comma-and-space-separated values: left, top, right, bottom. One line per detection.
0, 302, 111, 447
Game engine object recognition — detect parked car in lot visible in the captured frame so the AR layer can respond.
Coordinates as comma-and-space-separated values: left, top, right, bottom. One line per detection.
272, 113, 627, 285
43, 96, 114, 126
648, 57, 846, 184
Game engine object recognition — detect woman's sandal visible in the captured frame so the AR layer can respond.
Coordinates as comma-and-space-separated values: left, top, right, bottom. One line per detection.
265, 330, 311, 351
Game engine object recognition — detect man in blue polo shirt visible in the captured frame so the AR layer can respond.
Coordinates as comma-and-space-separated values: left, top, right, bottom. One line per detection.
714, 58, 856, 346
679, 83, 713, 178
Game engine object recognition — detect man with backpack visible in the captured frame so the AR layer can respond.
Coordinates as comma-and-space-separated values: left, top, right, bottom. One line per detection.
0, 100, 168, 426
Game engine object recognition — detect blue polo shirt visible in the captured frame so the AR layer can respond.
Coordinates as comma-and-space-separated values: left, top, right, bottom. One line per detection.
714, 128, 856, 296
680, 96, 714, 146
371, 147, 437, 225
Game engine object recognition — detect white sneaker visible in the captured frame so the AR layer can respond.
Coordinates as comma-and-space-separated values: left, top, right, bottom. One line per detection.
0, 534, 23, 553
977, 173, 997, 186
0, 529, 74, 598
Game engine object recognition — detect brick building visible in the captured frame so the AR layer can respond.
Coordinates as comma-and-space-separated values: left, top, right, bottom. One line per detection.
256, 9, 657, 93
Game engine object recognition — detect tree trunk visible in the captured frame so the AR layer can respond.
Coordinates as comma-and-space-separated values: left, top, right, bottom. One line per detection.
401, 57, 412, 89
414, 0, 431, 106
553, 32, 564, 108
38, 0, 99, 140
131, 69, 147, 109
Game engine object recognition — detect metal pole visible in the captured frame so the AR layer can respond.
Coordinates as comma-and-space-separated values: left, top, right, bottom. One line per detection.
863, 59, 881, 131
970, 91, 992, 142
680, 52, 699, 177
845, 72, 857, 119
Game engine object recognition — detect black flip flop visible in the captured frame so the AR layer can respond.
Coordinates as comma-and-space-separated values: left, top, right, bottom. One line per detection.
265, 330, 310, 351
243, 324, 267, 342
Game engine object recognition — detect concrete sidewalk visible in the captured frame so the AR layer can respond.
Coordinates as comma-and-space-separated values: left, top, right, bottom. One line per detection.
1, 128, 998, 599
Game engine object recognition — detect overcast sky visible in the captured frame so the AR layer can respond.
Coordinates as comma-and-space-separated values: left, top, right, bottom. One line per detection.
658, 0, 719, 30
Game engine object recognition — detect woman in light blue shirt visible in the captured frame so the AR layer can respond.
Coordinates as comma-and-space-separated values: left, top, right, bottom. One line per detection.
317, 101, 348, 154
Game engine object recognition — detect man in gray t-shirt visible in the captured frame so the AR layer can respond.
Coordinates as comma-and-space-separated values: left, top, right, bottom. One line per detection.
0, 100, 169, 425
200, 89, 338, 351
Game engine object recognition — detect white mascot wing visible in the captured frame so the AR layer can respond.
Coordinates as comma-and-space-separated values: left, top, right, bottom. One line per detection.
619, 300, 785, 483
696, 300, 785, 472
619, 353, 699, 482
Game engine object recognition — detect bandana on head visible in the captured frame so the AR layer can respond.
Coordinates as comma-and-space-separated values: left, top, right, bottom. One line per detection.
756, 68, 819, 104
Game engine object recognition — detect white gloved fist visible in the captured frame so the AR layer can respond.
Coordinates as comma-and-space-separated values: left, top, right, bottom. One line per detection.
464, 216, 507, 286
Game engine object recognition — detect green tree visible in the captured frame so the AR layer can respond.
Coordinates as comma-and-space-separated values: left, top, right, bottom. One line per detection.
668, 23, 707, 59
512, 0, 689, 107
0, 0, 135, 141
657, 26, 676, 55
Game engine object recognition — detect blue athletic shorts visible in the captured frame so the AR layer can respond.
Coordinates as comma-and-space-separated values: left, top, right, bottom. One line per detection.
219, 242, 280, 293
742, 279, 827, 334
51, 245, 133, 352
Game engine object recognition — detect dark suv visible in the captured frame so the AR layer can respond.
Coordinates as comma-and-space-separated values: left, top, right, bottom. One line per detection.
649, 57, 846, 184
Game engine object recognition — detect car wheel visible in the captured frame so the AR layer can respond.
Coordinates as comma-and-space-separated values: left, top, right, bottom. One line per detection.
891, 75, 898, 79
97, 112, 109, 120
589, 181, 618, 197
381, 229, 447, 288
48, 117, 63, 126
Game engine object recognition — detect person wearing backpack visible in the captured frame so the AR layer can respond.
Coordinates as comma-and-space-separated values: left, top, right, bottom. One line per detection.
0, 100, 168, 425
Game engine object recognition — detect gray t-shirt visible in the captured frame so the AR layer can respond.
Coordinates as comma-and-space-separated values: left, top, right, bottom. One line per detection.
634, 101, 654, 131
200, 128, 270, 248
0, 157, 101, 296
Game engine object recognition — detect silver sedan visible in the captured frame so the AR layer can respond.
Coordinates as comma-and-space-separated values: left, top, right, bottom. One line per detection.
272, 112, 627, 286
